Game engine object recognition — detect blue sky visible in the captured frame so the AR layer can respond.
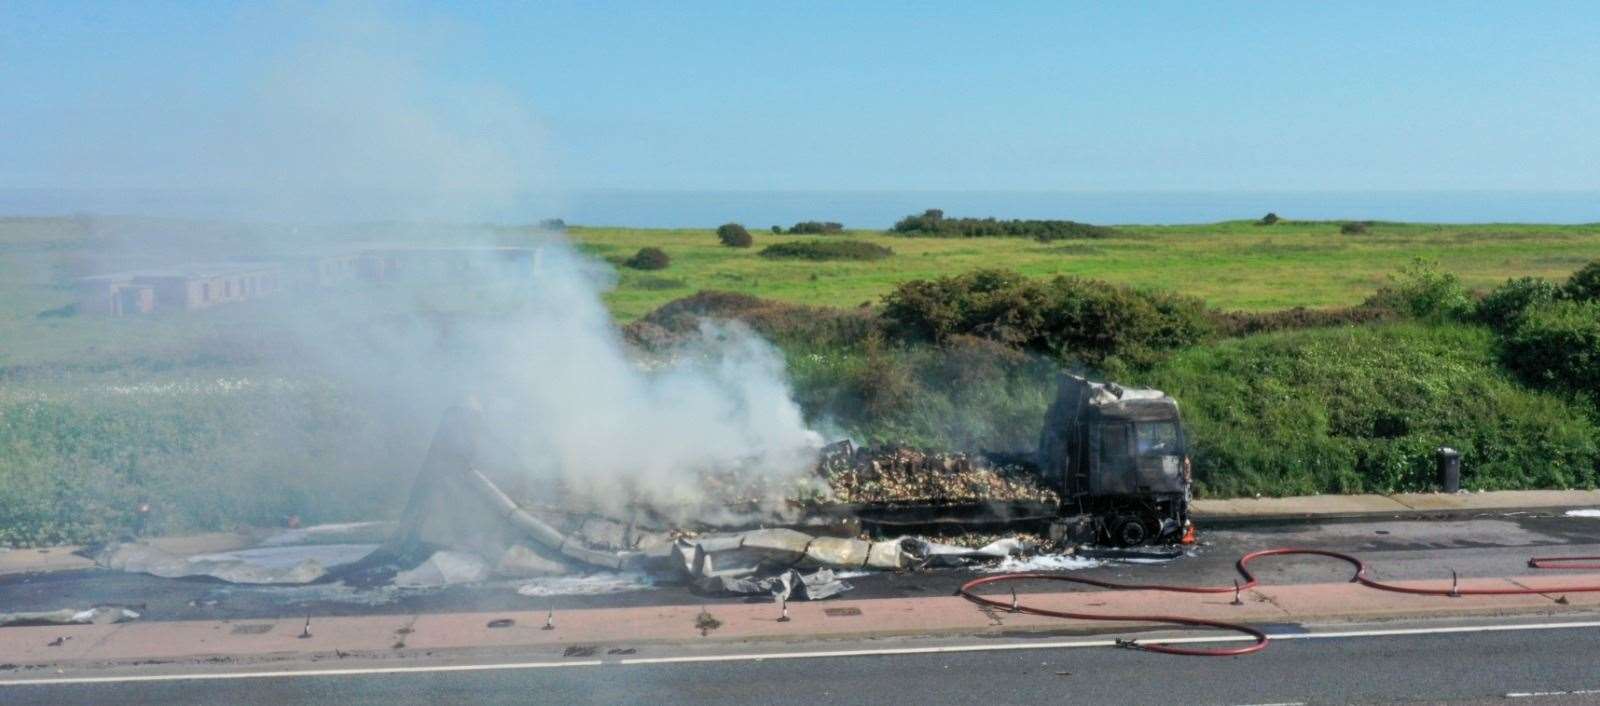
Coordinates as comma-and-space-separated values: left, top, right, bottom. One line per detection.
3, 1, 1599, 193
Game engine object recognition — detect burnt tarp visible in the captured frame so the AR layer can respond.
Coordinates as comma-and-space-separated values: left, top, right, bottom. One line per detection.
89, 542, 375, 585
0, 606, 140, 627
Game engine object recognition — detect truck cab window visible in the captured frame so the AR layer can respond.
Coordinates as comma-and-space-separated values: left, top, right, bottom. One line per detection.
1137, 422, 1179, 455
1100, 423, 1130, 459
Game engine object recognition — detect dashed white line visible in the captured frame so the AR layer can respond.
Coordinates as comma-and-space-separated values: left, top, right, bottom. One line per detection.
2, 619, 1598, 687
1506, 689, 1600, 698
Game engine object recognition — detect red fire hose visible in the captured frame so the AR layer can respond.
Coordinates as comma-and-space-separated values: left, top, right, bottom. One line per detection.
959, 549, 1600, 656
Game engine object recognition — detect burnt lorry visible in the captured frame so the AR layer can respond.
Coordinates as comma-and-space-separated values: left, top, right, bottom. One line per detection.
1036, 373, 1193, 546
828, 372, 1194, 547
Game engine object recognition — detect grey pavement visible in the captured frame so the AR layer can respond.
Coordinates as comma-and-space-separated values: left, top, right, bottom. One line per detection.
6, 622, 1600, 705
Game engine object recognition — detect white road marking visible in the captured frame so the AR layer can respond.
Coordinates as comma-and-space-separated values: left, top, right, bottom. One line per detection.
2, 619, 1598, 687
614, 619, 1600, 665
0, 660, 603, 687
1506, 689, 1600, 698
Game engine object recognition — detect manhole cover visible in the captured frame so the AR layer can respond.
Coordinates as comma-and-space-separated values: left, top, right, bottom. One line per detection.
823, 607, 862, 617
231, 624, 274, 635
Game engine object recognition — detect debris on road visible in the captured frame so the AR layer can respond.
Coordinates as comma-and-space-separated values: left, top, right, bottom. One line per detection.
694, 608, 722, 636
695, 567, 851, 601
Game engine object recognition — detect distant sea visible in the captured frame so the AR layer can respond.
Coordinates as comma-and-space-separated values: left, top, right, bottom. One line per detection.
2, 188, 1598, 229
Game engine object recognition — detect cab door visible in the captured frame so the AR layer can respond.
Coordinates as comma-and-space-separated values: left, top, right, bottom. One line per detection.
1089, 422, 1136, 495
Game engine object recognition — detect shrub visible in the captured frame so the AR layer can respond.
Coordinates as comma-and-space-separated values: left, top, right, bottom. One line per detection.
1212, 304, 1393, 337
1503, 300, 1600, 396
625, 247, 671, 270
625, 290, 876, 350
759, 240, 893, 261
717, 223, 753, 248
1142, 322, 1600, 497
890, 209, 1115, 241
770, 225, 782, 234
893, 208, 944, 232
853, 329, 916, 417
1366, 259, 1471, 320
1258, 212, 1280, 226
881, 269, 1214, 366
1475, 276, 1562, 332
1566, 260, 1600, 302
787, 221, 844, 234
538, 218, 566, 230
1339, 221, 1371, 234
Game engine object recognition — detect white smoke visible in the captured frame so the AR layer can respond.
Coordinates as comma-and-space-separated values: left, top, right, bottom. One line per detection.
50, 2, 827, 525
483, 243, 824, 517
236, 4, 825, 519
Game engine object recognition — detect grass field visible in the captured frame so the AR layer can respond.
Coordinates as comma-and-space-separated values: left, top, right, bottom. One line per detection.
1, 216, 1597, 544
580, 221, 1600, 321
4, 218, 1597, 367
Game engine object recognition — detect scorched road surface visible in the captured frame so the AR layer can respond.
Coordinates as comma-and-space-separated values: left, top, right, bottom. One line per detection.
3, 513, 1600, 622
6, 620, 1600, 705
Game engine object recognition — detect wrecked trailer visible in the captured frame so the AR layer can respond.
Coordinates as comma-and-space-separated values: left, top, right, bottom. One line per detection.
79, 373, 1190, 598
378, 372, 1190, 591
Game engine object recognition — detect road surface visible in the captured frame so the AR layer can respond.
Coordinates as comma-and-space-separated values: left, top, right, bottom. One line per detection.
4, 512, 1599, 621
5, 617, 1600, 705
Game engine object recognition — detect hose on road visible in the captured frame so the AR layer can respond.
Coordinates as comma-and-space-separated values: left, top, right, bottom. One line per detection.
958, 548, 1600, 656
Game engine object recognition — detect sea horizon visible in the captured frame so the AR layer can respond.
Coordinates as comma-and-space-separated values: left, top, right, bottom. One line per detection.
2, 187, 1598, 230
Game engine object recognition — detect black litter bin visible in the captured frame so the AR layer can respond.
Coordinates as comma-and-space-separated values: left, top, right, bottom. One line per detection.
1436, 447, 1461, 492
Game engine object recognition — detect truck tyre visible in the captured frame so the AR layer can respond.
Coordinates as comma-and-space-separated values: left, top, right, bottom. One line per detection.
1110, 515, 1151, 547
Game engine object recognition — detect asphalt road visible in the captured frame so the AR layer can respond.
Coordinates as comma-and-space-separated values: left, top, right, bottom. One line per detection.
3, 512, 1599, 622
6, 621, 1600, 705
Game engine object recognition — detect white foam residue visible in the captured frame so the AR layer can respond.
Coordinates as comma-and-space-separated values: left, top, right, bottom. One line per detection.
515, 573, 654, 597
982, 553, 1100, 573
1565, 509, 1600, 518
259, 522, 392, 547
186, 544, 379, 570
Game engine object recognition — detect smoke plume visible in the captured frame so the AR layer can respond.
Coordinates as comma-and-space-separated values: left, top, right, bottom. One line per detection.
59, 3, 826, 526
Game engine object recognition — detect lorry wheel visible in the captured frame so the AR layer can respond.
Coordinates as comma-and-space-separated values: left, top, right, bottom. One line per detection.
1110, 515, 1151, 547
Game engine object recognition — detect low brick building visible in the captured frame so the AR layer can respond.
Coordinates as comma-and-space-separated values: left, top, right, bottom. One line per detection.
76, 263, 285, 315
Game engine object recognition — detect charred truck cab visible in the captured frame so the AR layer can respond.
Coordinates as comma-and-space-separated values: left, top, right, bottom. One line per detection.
1037, 373, 1192, 546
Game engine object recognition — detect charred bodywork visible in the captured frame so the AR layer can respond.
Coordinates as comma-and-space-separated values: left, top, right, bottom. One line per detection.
1037, 373, 1191, 546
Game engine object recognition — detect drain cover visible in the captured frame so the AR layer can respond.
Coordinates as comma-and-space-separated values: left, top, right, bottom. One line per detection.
823, 607, 862, 617
231, 624, 274, 635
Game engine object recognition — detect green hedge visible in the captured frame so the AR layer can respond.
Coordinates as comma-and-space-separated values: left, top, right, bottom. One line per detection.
759, 240, 893, 261
891, 209, 1116, 241
881, 269, 1214, 366
1504, 300, 1600, 396
0, 376, 414, 546
1140, 322, 1600, 497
